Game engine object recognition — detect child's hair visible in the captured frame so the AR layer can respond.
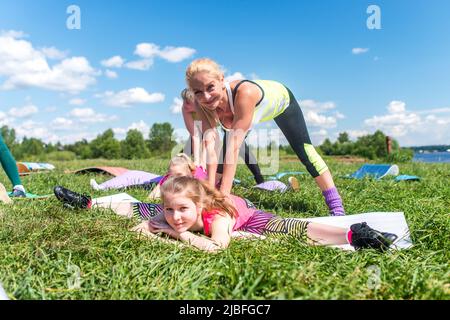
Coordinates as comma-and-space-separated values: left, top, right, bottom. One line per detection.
185, 58, 224, 128
169, 153, 196, 174
161, 176, 238, 219
180, 88, 194, 103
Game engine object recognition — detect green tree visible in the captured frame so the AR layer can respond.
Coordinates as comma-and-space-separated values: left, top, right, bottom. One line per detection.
319, 138, 334, 155
17, 137, 45, 159
1, 125, 21, 158
337, 132, 350, 144
65, 139, 93, 159
90, 129, 121, 159
121, 129, 150, 159
1, 125, 17, 148
147, 122, 176, 155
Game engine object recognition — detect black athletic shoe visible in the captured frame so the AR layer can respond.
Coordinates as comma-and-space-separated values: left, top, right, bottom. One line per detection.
350, 222, 398, 251
53, 186, 91, 209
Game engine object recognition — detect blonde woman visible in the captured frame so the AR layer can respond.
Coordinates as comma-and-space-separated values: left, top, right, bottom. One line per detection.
185, 58, 344, 216
181, 88, 265, 185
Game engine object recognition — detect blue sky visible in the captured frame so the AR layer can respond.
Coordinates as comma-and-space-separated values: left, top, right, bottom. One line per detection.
0, 0, 449, 147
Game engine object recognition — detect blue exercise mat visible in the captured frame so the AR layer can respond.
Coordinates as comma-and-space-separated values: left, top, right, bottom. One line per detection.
346, 164, 399, 180
395, 175, 421, 182
264, 171, 305, 180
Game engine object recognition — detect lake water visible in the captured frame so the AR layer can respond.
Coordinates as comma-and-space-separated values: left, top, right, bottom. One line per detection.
413, 152, 450, 163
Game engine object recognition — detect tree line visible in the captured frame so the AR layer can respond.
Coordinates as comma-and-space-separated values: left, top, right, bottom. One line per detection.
2, 124, 413, 163
1, 123, 177, 162
281, 130, 414, 162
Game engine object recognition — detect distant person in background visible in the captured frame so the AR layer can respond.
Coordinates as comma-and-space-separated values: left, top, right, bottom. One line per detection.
0, 135, 26, 197
181, 88, 265, 185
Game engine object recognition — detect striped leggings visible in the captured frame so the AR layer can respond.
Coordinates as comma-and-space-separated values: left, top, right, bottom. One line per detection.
134, 203, 310, 243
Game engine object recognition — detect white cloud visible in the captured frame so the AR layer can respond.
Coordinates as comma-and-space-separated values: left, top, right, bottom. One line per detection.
363, 100, 450, 145
310, 129, 328, 145
304, 111, 337, 128
170, 97, 183, 114
14, 120, 58, 142
0, 111, 11, 126
101, 55, 125, 68
69, 107, 118, 123
69, 98, 86, 106
51, 117, 74, 130
387, 100, 406, 114
8, 104, 38, 118
298, 99, 342, 128
0, 30, 27, 38
45, 106, 57, 112
41, 47, 68, 60
134, 42, 195, 62
335, 111, 345, 119
300, 99, 336, 111
0, 32, 97, 93
114, 120, 150, 139
112, 127, 127, 136
125, 59, 153, 71
105, 69, 118, 79
249, 73, 260, 80
352, 48, 369, 55
101, 87, 165, 107
134, 43, 160, 58
158, 46, 196, 63
225, 72, 245, 82
346, 130, 370, 140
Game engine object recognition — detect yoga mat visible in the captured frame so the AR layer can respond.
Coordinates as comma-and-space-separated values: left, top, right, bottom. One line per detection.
7, 192, 52, 199
345, 164, 399, 180
395, 175, 421, 182
90, 170, 161, 191
17, 162, 55, 176
253, 180, 288, 192
91, 193, 141, 206
68, 166, 129, 177
0, 283, 8, 300
304, 212, 413, 251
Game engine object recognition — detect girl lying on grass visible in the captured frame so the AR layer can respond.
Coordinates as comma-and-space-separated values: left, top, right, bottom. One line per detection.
53, 153, 207, 211
147, 153, 207, 200
132, 176, 398, 253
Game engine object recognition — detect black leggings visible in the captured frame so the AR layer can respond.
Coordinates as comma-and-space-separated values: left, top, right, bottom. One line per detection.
217, 130, 264, 184
273, 88, 328, 178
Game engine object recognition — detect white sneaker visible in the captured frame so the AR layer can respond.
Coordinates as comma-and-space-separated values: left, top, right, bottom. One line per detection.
288, 176, 299, 191
0, 183, 13, 204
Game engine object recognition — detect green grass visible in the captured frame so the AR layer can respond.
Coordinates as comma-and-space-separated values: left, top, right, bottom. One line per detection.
0, 157, 449, 299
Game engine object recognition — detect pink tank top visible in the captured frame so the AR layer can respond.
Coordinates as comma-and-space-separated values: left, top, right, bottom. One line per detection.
202, 194, 257, 236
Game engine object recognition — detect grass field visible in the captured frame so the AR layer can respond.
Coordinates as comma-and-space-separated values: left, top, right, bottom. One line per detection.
0, 156, 449, 300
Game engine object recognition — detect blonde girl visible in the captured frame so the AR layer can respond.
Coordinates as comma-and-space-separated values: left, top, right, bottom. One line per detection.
137, 176, 397, 253
148, 153, 207, 200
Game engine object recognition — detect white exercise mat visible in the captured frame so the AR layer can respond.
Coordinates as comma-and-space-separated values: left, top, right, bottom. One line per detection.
91, 193, 141, 206
0, 283, 8, 300
304, 212, 413, 251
